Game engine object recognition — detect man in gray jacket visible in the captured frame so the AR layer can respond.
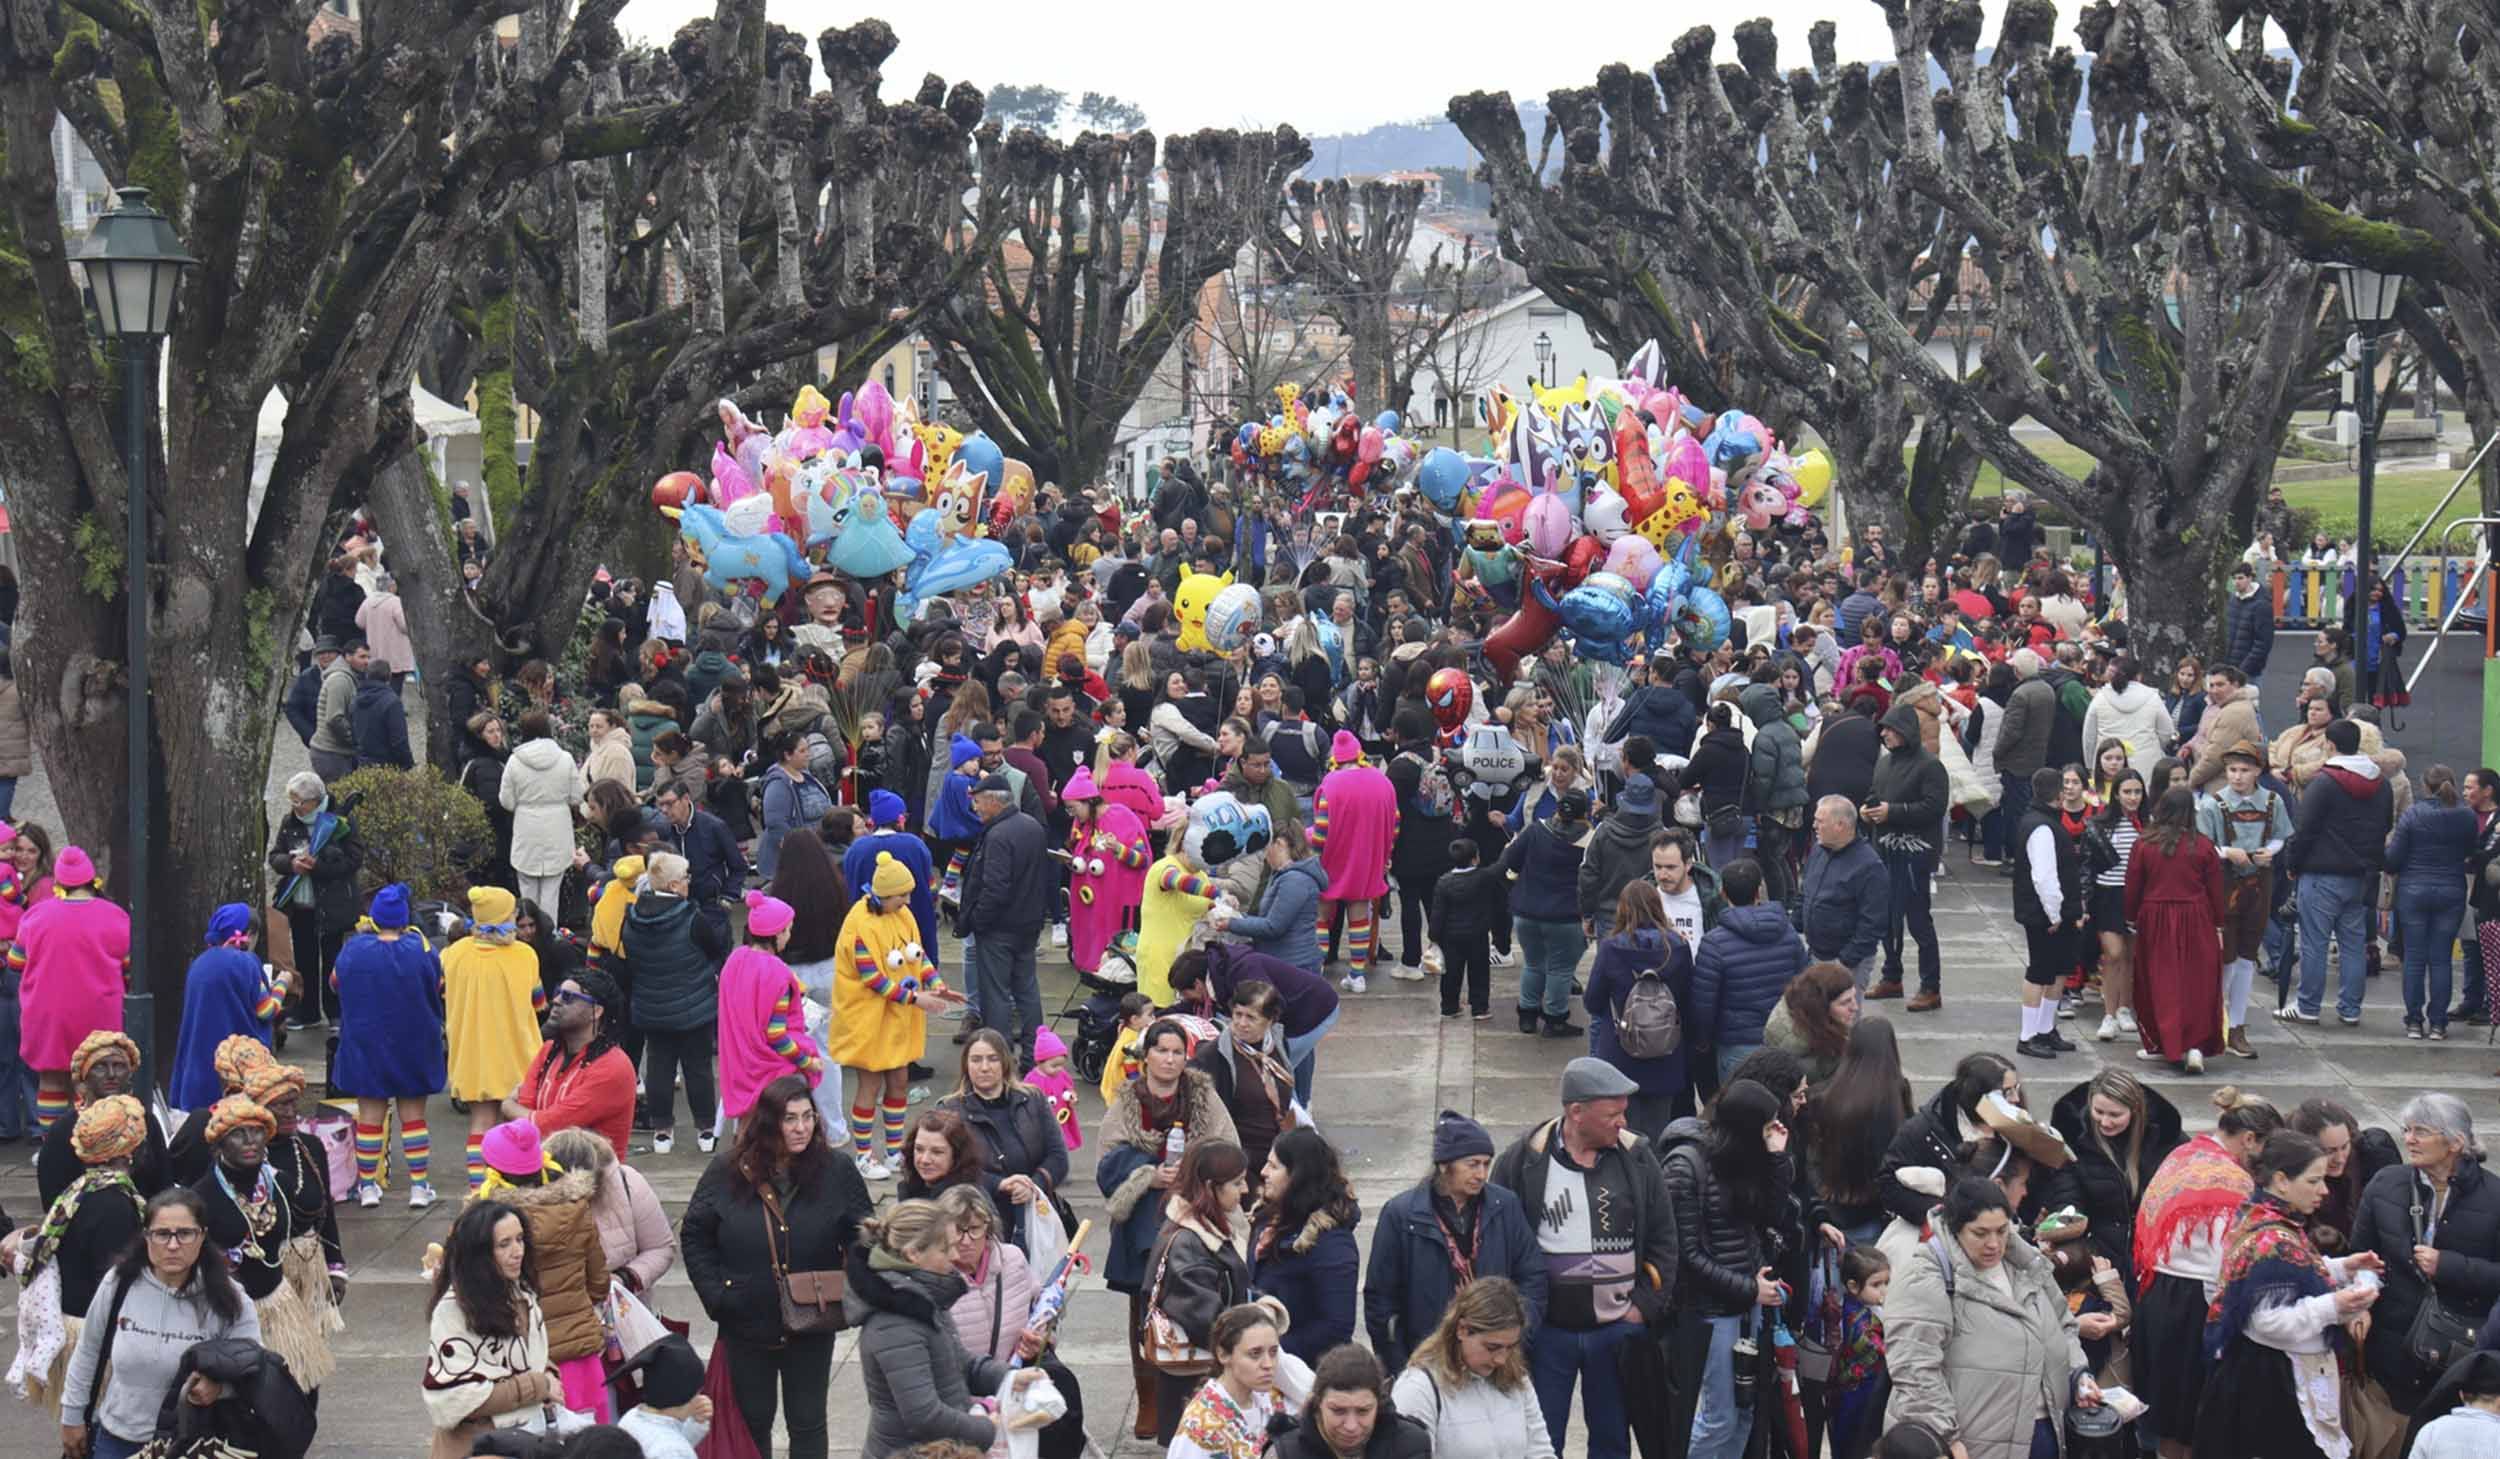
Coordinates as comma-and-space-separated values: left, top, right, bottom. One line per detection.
1579, 776, 1664, 940
1740, 677, 1807, 906
1990, 649, 2058, 879
307, 638, 367, 783
1800, 796, 1891, 991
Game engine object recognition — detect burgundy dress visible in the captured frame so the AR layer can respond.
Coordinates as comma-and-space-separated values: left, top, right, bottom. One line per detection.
2126, 832, 2226, 1061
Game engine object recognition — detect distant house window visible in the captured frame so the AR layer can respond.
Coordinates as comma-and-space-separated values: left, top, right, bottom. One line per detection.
882, 363, 897, 395
1433, 396, 1450, 428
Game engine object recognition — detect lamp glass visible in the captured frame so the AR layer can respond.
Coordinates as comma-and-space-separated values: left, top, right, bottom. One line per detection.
2333, 263, 2401, 327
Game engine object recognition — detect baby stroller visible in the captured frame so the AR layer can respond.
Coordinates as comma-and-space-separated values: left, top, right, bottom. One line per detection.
1061, 936, 1140, 1085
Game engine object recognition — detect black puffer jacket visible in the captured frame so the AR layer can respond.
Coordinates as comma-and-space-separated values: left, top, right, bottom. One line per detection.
1876, 1084, 1982, 1228
679, 1149, 873, 1346
1271, 1408, 1433, 1459
2348, 1156, 2500, 1405
1659, 1118, 1796, 1317
2038, 1081, 2184, 1276
935, 1087, 1070, 1199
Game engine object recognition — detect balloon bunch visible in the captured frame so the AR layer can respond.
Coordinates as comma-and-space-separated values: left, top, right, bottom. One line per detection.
1417, 339, 1833, 681
649, 382, 1032, 614
1226, 382, 1420, 508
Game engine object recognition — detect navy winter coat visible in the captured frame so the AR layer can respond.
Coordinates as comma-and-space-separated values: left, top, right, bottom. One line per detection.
1604, 683, 1697, 757
2386, 802, 2477, 897
350, 678, 412, 769
1691, 902, 1806, 1049
1799, 835, 1889, 965
1250, 1206, 1362, 1363
1584, 926, 1695, 1097
1495, 815, 1588, 919
621, 892, 725, 1032
2225, 586, 2274, 675
1362, 1181, 1547, 1374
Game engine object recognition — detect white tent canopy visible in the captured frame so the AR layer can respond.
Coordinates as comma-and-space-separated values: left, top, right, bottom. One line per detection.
248, 382, 484, 536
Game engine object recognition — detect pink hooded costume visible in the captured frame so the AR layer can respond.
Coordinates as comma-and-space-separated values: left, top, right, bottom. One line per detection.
1312, 734, 1398, 900
714, 892, 823, 1120
12, 847, 132, 1070
1063, 768, 1150, 973
1025, 1026, 1083, 1151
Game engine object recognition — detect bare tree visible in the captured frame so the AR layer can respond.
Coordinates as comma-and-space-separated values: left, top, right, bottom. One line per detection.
388, 18, 1010, 763
1263, 177, 1490, 416
0, 0, 752, 1023
928, 125, 1311, 489
1198, 246, 1350, 422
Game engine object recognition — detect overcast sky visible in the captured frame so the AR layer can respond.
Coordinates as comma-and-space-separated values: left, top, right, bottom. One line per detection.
615, 1, 2094, 137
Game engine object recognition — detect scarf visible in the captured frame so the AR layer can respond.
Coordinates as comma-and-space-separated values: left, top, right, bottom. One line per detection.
26, 1169, 143, 1277
2134, 1133, 2251, 1289
2205, 1191, 2341, 1360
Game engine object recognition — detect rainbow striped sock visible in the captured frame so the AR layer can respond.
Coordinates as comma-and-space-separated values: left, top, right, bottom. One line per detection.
33, 1089, 69, 1134
403, 1118, 431, 1186
353, 1122, 385, 1185
465, 1132, 486, 1193
881, 1097, 907, 1165
1347, 910, 1376, 973
848, 1104, 876, 1160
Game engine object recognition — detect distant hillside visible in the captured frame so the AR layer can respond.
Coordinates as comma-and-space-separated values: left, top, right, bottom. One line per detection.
1302, 99, 1550, 178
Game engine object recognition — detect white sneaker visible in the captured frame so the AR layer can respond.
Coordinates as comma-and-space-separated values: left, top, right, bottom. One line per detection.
1389, 965, 1428, 982
650, 1131, 675, 1155
407, 1182, 438, 1210
1422, 947, 1446, 974
2116, 1008, 2138, 1034
2133, 1047, 2164, 1061
2095, 1015, 2118, 1043
696, 1130, 717, 1154
356, 1180, 382, 1209
1343, 974, 1369, 994
1489, 947, 1517, 968
1051, 923, 1069, 948
857, 1156, 893, 1182
2185, 1048, 2205, 1074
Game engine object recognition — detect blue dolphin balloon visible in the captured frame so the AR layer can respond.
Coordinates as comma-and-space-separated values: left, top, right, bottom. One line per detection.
678, 503, 809, 606
902, 537, 1012, 615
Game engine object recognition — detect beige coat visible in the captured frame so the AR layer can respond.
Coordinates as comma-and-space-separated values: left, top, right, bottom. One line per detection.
1883, 1229, 2087, 1459
0, 677, 30, 778
581, 726, 636, 796
2185, 694, 2262, 791
479, 1171, 610, 1362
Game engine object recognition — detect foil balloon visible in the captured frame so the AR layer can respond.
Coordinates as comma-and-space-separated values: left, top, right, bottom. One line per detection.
710, 440, 761, 508
1172, 566, 1233, 654
1605, 535, 1663, 592
1183, 791, 1272, 867
954, 430, 1005, 489
1416, 447, 1471, 511
678, 504, 810, 605
650, 471, 701, 512
784, 385, 838, 459
1582, 484, 1630, 544
1425, 667, 1474, 734
852, 379, 897, 461
1521, 468, 1576, 557
902, 536, 1012, 616
1482, 593, 1558, 683
822, 476, 915, 579
1474, 478, 1531, 544
1202, 582, 1262, 654
1791, 448, 1833, 507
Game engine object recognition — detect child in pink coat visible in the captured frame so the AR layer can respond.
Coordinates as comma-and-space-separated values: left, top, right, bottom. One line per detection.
1310, 732, 1398, 986
714, 891, 824, 1124
1062, 768, 1150, 974
1025, 1026, 1083, 1151
11, 846, 131, 1132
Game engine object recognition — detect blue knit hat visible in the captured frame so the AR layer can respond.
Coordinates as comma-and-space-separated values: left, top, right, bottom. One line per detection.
368, 883, 412, 930
950, 733, 984, 770
204, 903, 255, 948
868, 789, 908, 826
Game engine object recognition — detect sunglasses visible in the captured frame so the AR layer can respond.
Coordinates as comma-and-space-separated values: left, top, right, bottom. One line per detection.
552, 989, 598, 1007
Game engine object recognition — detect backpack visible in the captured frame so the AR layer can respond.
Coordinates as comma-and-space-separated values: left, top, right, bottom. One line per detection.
1616, 962, 1684, 1059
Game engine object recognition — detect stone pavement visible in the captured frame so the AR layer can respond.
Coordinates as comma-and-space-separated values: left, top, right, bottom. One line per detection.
2, 850, 2494, 1458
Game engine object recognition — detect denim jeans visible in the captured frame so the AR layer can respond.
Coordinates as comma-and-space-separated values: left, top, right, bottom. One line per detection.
1690, 1311, 1752, 1459
1714, 1043, 1763, 1087
2297, 872, 2370, 1019
1979, 804, 2007, 860
1706, 819, 1752, 876
2398, 882, 2467, 1029
1882, 845, 1940, 991
1528, 1320, 1638, 1459
1284, 1003, 1340, 1108
1514, 916, 1587, 1020
972, 926, 1043, 1066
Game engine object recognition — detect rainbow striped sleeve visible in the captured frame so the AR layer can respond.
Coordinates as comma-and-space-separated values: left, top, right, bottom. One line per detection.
765, 982, 807, 1064
853, 936, 904, 1001
529, 983, 548, 1013
5, 941, 25, 972
1309, 787, 1330, 851
1158, 866, 1217, 898
1107, 833, 1149, 871
251, 974, 285, 1023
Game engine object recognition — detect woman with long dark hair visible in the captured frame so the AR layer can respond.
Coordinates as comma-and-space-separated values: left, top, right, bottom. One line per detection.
420, 1199, 553, 1459
2126, 787, 2226, 1073
1807, 1017, 1914, 1243
61, 1188, 256, 1459
1664, 1079, 1801, 1459
1247, 1126, 1360, 1362
680, 1073, 873, 1459
1765, 961, 1859, 1088
1141, 1139, 1278, 1445
2081, 767, 2145, 1042
2285, 1098, 2400, 1254
1876, 1051, 2020, 1229
2134, 1088, 2281, 1459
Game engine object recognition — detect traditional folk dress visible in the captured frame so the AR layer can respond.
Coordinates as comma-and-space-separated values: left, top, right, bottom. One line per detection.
2194, 1192, 2361, 1459
2125, 830, 2226, 1065
2130, 1133, 2251, 1445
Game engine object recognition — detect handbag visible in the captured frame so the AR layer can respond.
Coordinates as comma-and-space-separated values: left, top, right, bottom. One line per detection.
2404, 1190, 2481, 1375
2341, 1351, 2407, 1459
1139, 1231, 1216, 1377
758, 1187, 847, 1335
1674, 787, 1705, 829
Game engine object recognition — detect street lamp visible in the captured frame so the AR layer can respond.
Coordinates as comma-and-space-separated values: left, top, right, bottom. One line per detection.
74, 186, 194, 1095
2332, 262, 2402, 656
1532, 329, 1555, 387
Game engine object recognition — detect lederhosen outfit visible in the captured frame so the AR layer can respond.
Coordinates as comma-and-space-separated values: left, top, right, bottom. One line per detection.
2204, 786, 2290, 963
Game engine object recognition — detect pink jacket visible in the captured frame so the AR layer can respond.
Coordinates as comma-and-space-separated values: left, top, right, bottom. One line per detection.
1312, 764, 1397, 900
714, 947, 821, 1120
589, 1162, 678, 1295
947, 1239, 1042, 1363
1098, 761, 1165, 829
13, 893, 131, 1070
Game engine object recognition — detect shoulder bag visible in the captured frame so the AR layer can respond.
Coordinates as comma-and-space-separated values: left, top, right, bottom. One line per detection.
1139, 1229, 1217, 1376
2403, 1187, 2479, 1374
758, 1186, 847, 1335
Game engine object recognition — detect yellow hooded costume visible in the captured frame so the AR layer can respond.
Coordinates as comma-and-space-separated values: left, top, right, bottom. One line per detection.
825, 853, 945, 1072
440, 886, 545, 1101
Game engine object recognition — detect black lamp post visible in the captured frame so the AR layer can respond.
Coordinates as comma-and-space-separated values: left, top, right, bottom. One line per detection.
1532, 329, 1554, 388
2332, 261, 2403, 650
73, 187, 194, 1096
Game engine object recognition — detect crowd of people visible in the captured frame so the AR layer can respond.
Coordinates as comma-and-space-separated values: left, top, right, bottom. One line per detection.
0, 468, 2493, 1459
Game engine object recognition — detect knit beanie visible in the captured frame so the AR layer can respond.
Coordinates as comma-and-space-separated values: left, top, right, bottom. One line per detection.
1431, 1109, 1496, 1165
871, 851, 916, 900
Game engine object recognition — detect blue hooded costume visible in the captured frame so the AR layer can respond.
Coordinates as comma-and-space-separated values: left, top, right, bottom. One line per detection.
843, 790, 937, 950
167, 903, 276, 1110
927, 733, 986, 841
327, 883, 449, 1099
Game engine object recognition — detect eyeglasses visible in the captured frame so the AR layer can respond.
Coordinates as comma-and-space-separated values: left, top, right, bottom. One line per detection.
551, 989, 597, 1006
147, 1227, 204, 1246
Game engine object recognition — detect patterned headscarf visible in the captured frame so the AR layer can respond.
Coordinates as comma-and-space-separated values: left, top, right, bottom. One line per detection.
214, 1035, 276, 1092
71, 1094, 146, 1164
203, 1095, 276, 1143
70, 1031, 140, 1085
242, 1064, 306, 1109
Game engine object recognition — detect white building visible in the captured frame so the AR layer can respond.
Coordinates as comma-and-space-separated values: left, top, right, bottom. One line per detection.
1403, 289, 1616, 439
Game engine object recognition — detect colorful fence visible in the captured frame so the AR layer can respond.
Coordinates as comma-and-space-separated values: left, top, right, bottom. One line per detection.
2269, 557, 2484, 629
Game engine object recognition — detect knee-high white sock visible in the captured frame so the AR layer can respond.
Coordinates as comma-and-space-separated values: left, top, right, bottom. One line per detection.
2020, 1001, 2042, 1040
2223, 958, 2254, 1027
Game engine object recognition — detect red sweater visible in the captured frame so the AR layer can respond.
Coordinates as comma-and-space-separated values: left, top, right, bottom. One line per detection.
518, 1042, 637, 1162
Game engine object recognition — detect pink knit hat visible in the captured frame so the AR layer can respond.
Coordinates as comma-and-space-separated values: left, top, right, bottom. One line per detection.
1063, 767, 1101, 802
743, 889, 795, 939
480, 1119, 546, 1178
54, 846, 96, 888
1330, 730, 1363, 766
1032, 1026, 1069, 1063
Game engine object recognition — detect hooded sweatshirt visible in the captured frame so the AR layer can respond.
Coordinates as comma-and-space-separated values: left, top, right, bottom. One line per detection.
2079, 680, 2176, 776
63, 1267, 262, 1441
1577, 802, 1660, 925
2284, 752, 2393, 879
